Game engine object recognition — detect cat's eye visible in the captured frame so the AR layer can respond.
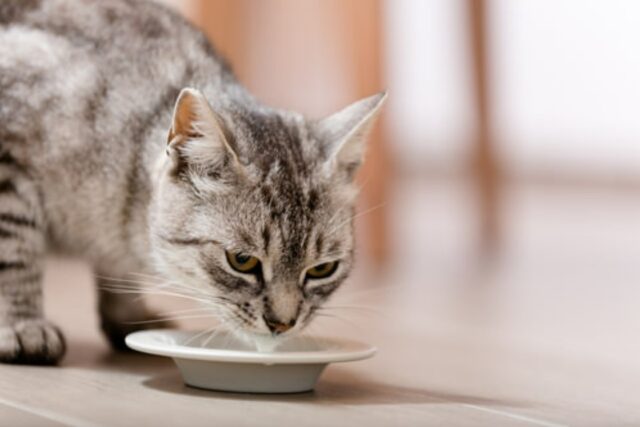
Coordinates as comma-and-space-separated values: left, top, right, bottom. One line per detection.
305, 261, 339, 280
226, 251, 261, 274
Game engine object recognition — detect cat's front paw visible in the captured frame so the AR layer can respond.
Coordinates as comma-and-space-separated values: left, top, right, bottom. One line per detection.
0, 320, 66, 365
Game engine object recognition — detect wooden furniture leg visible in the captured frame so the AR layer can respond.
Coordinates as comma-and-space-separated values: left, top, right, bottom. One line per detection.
467, 0, 501, 250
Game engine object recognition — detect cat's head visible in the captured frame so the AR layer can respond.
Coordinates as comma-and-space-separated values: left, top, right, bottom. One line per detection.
149, 88, 385, 343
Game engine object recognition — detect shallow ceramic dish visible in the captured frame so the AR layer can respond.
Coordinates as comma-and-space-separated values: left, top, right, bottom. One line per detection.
125, 329, 376, 393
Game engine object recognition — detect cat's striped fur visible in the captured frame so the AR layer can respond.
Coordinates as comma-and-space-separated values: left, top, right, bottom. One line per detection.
0, 0, 384, 364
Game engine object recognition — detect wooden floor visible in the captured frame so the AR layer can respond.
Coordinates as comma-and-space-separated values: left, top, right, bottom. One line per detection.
1, 177, 639, 426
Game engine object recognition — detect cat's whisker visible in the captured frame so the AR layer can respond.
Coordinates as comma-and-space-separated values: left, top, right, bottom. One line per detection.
327, 201, 388, 235
200, 329, 219, 349
154, 307, 217, 318
194, 303, 245, 349
324, 178, 377, 230
96, 275, 164, 288
147, 280, 208, 295
356, 169, 376, 193
334, 286, 393, 299
183, 325, 221, 347
128, 272, 167, 281
98, 278, 224, 302
318, 304, 385, 316
326, 203, 355, 230
298, 324, 322, 350
125, 274, 205, 294
99, 287, 220, 305
202, 320, 234, 349
156, 280, 213, 296
213, 309, 246, 350
98, 283, 174, 293
317, 308, 387, 320
157, 301, 227, 315
98, 275, 211, 300
127, 274, 209, 295
123, 313, 220, 325
312, 312, 364, 334
323, 174, 376, 230
98, 281, 184, 298
221, 324, 243, 350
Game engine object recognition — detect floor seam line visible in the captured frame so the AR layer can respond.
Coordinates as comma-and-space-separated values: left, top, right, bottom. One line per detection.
0, 396, 102, 427
460, 403, 569, 427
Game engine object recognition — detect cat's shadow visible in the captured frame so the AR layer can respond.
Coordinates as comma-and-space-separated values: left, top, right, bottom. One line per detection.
141, 368, 523, 408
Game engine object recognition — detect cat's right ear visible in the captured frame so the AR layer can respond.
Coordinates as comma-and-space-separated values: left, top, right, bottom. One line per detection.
166, 88, 240, 176
315, 92, 387, 180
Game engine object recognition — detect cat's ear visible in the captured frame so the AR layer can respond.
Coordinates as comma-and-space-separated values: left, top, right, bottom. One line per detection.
315, 92, 387, 179
166, 88, 240, 175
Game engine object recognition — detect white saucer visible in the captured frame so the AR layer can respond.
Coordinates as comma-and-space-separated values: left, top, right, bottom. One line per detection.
125, 329, 376, 393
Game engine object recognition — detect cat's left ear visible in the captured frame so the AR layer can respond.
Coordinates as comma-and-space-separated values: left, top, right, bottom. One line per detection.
315, 92, 387, 179
166, 87, 240, 175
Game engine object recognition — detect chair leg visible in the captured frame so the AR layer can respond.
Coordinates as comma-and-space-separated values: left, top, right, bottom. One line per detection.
467, 0, 501, 250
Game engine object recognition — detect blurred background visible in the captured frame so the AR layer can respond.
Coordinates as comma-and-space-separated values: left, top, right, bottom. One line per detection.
29, 1, 640, 422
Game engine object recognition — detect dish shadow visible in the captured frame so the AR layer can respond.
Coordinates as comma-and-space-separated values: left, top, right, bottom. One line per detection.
141, 368, 525, 408
61, 338, 173, 374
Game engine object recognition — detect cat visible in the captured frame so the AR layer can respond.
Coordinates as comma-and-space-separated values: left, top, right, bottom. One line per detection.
0, 0, 385, 364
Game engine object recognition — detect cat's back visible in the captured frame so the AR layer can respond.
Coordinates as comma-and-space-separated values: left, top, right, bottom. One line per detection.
0, 0, 230, 265
0, 0, 225, 163
0, 0, 206, 57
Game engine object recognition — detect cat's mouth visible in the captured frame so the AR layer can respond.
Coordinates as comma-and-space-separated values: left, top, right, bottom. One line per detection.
233, 329, 293, 353
220, 310, 312, 352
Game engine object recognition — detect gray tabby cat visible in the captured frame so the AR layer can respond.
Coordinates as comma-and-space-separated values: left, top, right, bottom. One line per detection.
0, 0, 385, 364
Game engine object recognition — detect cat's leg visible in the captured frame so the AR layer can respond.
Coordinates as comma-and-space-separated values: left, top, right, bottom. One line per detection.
0, 159, 65, 364
97, 279, 171, 350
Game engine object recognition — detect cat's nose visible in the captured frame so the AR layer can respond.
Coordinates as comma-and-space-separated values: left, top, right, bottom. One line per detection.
263, 315, 296, 335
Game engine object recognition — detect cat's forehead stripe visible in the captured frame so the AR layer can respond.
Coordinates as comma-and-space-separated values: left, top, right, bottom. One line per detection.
315, 233, 324, 256
230, 110, 314, 179
329, 240, 342, 254
238, 230, 255, 250
261, 226, 271, 253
